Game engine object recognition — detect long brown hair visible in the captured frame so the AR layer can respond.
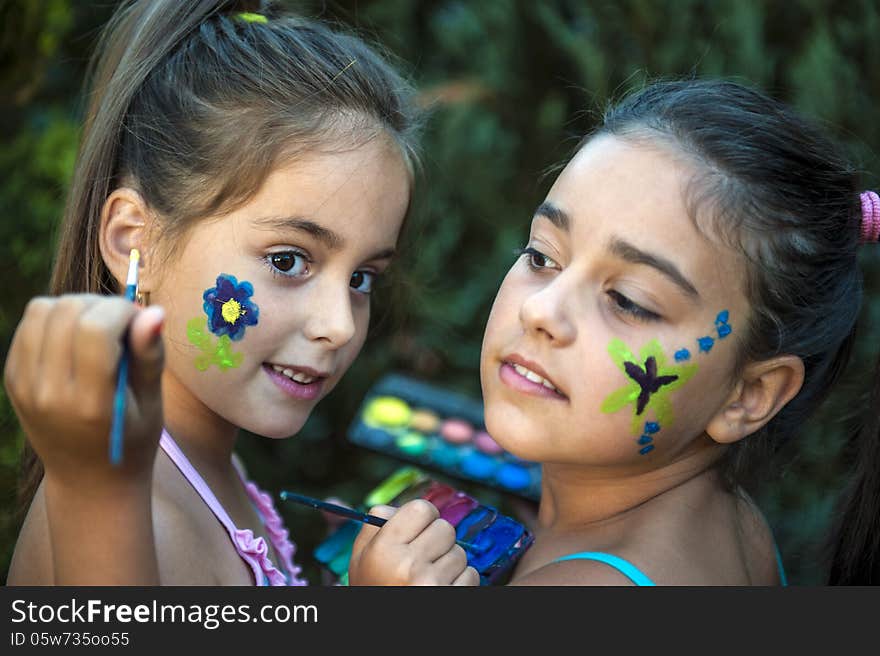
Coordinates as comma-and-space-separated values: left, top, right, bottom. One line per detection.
19, 0, 422, 510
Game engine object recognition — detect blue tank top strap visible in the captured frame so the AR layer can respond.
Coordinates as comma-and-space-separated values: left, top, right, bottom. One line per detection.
774, 542, 788, 586
552, 551, 656, 586
555, 547, 787, 586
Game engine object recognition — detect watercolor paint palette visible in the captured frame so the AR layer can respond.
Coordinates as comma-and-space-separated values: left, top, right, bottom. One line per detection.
347, 373, 542, 501
314, 467, 535, 585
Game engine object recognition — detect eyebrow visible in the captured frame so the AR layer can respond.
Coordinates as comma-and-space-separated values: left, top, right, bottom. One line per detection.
254, 215, 396, 261
608, 237, 700, 300
533, 202, 570, 231
255, 216, 345, 249
533, 203, 699, 299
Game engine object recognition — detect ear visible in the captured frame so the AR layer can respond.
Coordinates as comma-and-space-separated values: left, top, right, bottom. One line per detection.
705, 355, 805, 445
98, 187, 155, 294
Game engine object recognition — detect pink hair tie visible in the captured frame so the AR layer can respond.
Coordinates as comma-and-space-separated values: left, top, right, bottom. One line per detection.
861, 190, 880, 244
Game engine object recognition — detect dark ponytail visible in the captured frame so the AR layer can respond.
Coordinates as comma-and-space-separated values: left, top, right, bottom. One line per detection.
51, 0, 238, 297
826, 350, 880, 584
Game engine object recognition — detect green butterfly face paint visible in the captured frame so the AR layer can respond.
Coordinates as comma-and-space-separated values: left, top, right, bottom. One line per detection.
600, 338, 698, 436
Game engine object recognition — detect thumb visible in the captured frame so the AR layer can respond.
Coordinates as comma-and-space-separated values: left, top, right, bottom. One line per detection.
127, 305, 165, 395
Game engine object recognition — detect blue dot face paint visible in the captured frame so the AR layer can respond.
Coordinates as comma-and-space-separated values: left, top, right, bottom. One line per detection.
716, 310, 732, 339
697, 336, 715, 353
674, 348, 691, 362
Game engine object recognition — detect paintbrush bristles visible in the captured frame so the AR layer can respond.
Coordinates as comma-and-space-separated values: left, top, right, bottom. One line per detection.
126, 249, 140, 288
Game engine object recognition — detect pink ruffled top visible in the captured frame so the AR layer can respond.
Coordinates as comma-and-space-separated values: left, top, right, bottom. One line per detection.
159, 430, 308, 586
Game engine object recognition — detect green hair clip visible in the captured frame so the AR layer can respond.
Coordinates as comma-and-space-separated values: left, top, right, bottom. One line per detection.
236, 12, 268, 23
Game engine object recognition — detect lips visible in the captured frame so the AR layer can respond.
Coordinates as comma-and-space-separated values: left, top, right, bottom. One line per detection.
268, 363, 328, 385
500, 353, 566, 399
263, 363, 330, 401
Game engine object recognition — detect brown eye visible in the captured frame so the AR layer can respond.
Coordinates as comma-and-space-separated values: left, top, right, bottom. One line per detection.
267, 251, 308, 277
518, 246, 558, 270
350, 270, 376, 293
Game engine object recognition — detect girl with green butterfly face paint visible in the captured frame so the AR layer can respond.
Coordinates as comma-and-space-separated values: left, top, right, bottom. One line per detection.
476, 86, 830, 586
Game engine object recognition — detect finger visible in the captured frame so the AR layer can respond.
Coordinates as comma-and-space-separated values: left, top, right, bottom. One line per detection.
7, 297, 53, 403
427, 543, 469, 584
350, 504, 397, 560
39, 295, 94, 395
375, 499, 439, 545
409, 517, 457, 562
452, 566, 481, 586
73, 298, 138, 399
127, 305, 165, 397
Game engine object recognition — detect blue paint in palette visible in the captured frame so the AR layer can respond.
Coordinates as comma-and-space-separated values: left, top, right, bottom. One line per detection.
644, 422, 660, 434
313, 520, 360, 575
358, 425, 395, 449
496, 463, 532, 492
639, 444, 655, 455
461, 514, 525, 572
430, 441, 462, 469
638, 435, 653, 445
460, 452, 499, 480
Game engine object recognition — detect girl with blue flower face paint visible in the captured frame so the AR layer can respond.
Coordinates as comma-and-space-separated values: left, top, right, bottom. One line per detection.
5, 2, 478, 588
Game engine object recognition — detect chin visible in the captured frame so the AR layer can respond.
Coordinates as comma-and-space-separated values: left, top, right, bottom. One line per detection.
483, 402, 540, 461
241, 415, 309, 440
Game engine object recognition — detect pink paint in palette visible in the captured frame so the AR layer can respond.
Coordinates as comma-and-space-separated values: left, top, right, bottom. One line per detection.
347, 373, 542, 500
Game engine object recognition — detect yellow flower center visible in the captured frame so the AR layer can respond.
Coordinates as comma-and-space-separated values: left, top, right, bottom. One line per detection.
221, 298, 245, 324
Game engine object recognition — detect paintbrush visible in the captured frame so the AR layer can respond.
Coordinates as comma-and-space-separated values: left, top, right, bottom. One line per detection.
109, 248, 140, 465
278, 490, 484, 552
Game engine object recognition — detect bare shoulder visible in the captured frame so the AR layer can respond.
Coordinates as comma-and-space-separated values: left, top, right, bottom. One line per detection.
510, 557, 640, 586
6, 481, 53, 585
151, 452, 253, 585
650, 484, 783, 585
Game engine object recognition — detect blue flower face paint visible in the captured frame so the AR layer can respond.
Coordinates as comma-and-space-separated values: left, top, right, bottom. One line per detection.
203, 274, 259, 341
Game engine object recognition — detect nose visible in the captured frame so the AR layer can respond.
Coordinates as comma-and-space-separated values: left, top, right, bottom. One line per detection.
302, 279, 357, 348
519, 274, 577, 345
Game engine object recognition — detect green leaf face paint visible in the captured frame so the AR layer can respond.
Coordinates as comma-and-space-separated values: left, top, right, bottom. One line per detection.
187, 318, 244, 371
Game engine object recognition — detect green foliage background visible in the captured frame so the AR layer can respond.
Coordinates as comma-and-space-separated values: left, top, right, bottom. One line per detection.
1, 0, 878, 585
